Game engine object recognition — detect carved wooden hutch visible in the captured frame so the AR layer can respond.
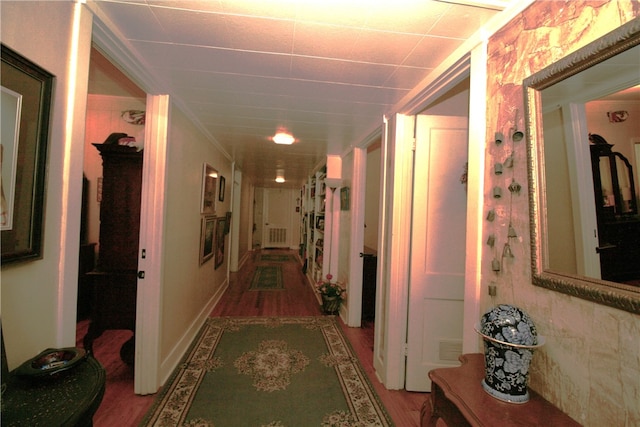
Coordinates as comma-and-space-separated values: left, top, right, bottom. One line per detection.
83, 143, 142, 364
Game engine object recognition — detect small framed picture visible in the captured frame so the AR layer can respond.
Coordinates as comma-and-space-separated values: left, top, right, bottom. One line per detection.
200, 215, 216, 265
218, 176, 225, 201
340, 187, 350, 211
201, 163, 218, 214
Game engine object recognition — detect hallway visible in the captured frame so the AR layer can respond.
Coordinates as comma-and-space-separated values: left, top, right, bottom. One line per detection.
78, 249, 425, 426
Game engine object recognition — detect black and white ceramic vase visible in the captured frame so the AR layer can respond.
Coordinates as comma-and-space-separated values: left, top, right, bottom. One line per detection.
475, 304, 545, 403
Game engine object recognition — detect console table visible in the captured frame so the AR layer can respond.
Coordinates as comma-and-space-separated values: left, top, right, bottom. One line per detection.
421, 353, 581, 427
2, 356, 106, 426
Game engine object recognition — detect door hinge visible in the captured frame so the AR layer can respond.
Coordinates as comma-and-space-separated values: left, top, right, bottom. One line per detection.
403, 343, 409, 357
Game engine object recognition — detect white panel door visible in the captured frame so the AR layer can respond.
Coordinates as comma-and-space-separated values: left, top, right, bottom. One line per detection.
263, 188, 291, 248
406, 115, 468, 391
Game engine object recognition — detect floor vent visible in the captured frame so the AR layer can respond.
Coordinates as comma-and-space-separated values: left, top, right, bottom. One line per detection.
439, 339, 462, 362
268, 228, 287, 245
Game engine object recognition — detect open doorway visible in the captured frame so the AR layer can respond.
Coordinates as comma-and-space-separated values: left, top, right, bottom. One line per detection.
371, 74, 472, 391
361, 139, 382, 329
76, 46, 147, 387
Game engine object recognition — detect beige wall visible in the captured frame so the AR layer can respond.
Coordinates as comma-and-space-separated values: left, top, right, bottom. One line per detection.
485, 2, 639, 425
0, 2, 238, 380
1, 1, 93, 368
161, 106, 232, 361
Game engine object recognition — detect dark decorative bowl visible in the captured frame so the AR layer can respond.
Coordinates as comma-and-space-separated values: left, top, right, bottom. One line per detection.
14, 347, 87, 378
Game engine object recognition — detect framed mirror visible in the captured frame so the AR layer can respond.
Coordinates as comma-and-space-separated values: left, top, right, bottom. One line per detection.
524, 18, 640, 315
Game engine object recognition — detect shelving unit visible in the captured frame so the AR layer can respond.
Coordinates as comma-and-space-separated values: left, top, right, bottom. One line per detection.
301, 166, 326, 285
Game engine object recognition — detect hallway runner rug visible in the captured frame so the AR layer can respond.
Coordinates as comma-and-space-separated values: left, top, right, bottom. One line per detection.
259, 254, 295, 263
249, 265, 284, 291
141, 317, 394, 427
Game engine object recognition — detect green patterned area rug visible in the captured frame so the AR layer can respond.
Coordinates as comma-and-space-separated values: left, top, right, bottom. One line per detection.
259, 254, 295, 262
142, 317, 394, 427
249, 266, 284, 291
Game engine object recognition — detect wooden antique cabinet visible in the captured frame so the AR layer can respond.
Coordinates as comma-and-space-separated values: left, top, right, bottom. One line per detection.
83, 143, 142, 364
589, 138, 640, 283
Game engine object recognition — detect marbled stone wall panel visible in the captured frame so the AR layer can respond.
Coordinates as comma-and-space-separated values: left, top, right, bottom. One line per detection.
483, 1, 639, 425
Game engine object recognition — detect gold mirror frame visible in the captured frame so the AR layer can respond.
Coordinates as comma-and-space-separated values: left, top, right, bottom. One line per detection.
524, 18, 640, 315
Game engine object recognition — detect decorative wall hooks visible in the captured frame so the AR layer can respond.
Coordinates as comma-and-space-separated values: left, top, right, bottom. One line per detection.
508, 179, 522, 195
495, 131, 504, 145
511, 108, 524, 141
502, 242, 514, 258
486, 209, 495, 222
493, 186, 502, 198
494, 163, 503, 175
504, 152, 514, 168
508, 223, 518, 238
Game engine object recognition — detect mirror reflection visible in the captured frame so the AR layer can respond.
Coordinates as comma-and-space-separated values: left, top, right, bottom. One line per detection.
525, 21, 640, 314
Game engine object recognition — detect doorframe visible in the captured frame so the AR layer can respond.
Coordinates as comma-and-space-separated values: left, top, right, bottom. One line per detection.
229, 165, 241, 272
91, 14, 169, 395
374, 44, 487, 387
134, 94, 169, 394
346, 147, 367, 327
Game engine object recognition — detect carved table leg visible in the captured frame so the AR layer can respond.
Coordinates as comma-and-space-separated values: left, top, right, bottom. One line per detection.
82, 321, 104, 356
421, 394, 440, 427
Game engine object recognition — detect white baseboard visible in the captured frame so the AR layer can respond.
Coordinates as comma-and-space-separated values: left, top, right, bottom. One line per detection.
158, 277, 229, 386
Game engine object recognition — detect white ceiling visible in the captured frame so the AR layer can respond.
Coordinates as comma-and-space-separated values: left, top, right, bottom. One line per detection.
87, 0, 507, 187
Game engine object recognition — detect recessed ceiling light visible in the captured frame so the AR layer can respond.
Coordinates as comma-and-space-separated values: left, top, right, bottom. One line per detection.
272, 131, 295, 145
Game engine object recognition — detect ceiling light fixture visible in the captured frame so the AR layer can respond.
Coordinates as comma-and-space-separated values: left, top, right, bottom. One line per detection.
275, 169, 285, 183
272, 131, 295, 145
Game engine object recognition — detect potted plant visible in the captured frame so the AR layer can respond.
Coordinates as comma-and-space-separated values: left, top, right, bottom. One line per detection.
315, 274, 345, 315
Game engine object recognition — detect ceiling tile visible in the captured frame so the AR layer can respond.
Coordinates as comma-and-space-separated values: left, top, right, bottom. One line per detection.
224, 14, 295, 53
89, 0, 499, 187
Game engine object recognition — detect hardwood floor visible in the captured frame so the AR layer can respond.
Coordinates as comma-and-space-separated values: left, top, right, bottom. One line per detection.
77, 249, 427, 426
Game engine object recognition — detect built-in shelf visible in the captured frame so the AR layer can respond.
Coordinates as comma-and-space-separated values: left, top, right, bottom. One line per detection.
301, 166, 327, 285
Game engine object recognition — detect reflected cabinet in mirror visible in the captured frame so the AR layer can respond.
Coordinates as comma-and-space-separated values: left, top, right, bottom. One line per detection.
524, 18, 640, 314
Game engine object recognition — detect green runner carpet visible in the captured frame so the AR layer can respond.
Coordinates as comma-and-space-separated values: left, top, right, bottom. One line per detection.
259, 254, 295, 262
249, 266, 284, 291
141, 317, 394, 427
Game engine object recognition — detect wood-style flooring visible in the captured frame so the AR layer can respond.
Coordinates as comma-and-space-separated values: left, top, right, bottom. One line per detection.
76, 249, 427, 426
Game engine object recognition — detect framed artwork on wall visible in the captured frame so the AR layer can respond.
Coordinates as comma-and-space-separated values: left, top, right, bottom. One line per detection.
1, 44, 54, 264
340, 187, 350, 211
215, 216, 226, 269
201, 163, 217, 214
200, 215, 216, 265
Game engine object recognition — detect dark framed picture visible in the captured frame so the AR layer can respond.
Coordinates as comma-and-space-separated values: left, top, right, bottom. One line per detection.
315, 215, 324, 230
200, 215, 216, 265
1, 44, 54, 264
201, 163, 217, 214
215, 216, 226, 269
340, 187, 350, 211
218, 176, 225, 202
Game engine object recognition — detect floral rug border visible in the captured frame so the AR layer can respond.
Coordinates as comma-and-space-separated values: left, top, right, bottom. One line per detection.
141, 316, 394, 426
